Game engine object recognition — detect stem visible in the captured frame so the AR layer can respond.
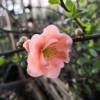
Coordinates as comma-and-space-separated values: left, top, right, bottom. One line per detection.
0, 27, 33, 34
0, 33, 100, 57
0, 48, 24, 56
73, 33, 100, 42
60, 0, 70, 12
74, 18, 86, 33
60, 0, 86, 33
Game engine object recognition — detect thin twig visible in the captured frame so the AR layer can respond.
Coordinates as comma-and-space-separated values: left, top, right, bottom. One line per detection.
0, 48, 24, 56
73, 33, 100, 42
0, 27, 33, 34
0, 33, 100, 56
60, 0, 70, 12
0, 79, 30, 91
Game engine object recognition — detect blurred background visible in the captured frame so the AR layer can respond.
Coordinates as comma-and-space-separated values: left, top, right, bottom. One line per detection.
0, 0, 100, 100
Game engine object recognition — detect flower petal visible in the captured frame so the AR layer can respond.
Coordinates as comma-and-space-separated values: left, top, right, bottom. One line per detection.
51, 59, 64, 68
42, 25, 61, 42
44, 65, 61, 78
62, 33, 73, 47
43, 25, 59, 35
23, 40, 30, 52
30, 34, 45, 53
43, 39, 58, 50
27, 54, 43, 77
28, 34, 45, 70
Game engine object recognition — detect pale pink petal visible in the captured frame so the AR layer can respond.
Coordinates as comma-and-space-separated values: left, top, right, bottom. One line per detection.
27, 54, 43, 77
48, 57, 64, 68
57, 33, 72, 48
45, 66, 61, 78
27, 62, 43, 77
42, 25, 61, 42
62, 33, 73, 47
43, 39, 58, 50
29, 34, 45, 53
27, 34, 45, 72
55, 59, 64, 68
41, 59, 64, 78
43, 25, 59, 35
23, 40, 30, 52
25, 34, 47, 77
64, 54, 70, 63
40, 53, 48, 66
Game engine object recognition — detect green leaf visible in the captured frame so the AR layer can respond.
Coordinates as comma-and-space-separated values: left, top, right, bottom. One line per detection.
72, 3, 77, 17
84, 23, 92, 33
0, 56, 6, 65
91, 18, 100, 33
84, 85, 92, 95
11, 54, 20, 63
95, 60, 100, 68
92, 60, 100, 74
77, 57, 88, 65
78, 0, 87, 7
65, 0, 74, 11
87, 40, 94, 48
87, 4, 97, 16
65, 0, 77, 17
89, 49, 97, 57
48, 0, 60, 4
96, 83, 100, 90
64, 12, 72, 17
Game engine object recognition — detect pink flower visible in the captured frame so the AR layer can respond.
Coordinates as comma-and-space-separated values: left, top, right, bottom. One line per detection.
23, 25, 72, 78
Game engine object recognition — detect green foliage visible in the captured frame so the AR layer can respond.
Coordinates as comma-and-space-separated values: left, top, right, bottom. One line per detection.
94, 60, 100, 68
11, 54, 25, 63
84, 23, 92, 34
48, 0, 60, 4
83, 85, 92, 95
89, 49, 97, 57
65, 0, 77, 17
96, 83, 100, 91
77, 57, 89, 65
78, 0, 87, 7
86, 4, 97, 17
0, 56, 6, 65
11, 54, 20, 63
87, 40, 94, 48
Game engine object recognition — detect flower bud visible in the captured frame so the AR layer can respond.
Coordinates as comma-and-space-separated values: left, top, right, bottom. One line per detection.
75, 28, 83, 36
17, 36, 28, 47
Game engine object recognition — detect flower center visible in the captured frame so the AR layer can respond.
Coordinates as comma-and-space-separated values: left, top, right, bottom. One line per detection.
43, 46, 57, 60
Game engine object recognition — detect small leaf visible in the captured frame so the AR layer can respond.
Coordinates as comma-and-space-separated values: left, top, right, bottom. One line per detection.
89, 49, 97, 57
72, 3, 77, 17
48, 0, 60, 4
95, 60, 100, 68
78, 0, 87, 7
64, 12, 72, 17
84, 23, 92, 33
0, 56, 6, 65
96, 83, 100, 90
65, 0, 74, 11
77, 57, 88, 65
65, 0, 77, 17
87, 4, 97, 16
84, 85, 92, 95
87, 40, 94, 48
11, 54, 20, 63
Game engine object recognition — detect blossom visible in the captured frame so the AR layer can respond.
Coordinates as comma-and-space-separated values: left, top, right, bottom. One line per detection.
23, 25, 72, 78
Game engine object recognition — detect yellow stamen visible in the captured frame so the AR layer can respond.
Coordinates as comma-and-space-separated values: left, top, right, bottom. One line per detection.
43, 46, 57, 60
